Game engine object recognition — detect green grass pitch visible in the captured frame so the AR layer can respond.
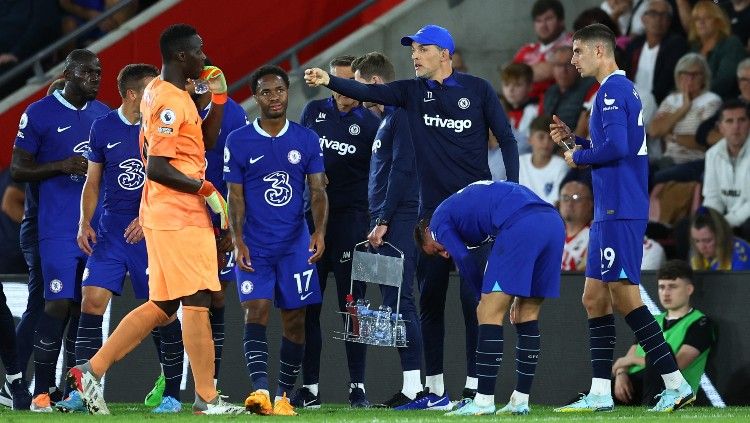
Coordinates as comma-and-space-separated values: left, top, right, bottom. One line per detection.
1, 404, 749, 422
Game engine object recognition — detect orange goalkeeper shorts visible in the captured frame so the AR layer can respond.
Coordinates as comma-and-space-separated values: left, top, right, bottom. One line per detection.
144, 226, 221, 301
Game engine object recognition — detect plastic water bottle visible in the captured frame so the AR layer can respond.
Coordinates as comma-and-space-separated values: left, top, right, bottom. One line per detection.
376, 306, 392, 346
393, 314, 406, 347
359, 309, 372, 343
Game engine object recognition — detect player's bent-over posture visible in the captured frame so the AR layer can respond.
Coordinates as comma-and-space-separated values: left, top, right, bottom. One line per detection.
68, 24, 244, 415
305, 24, 519, 406
225, 65, 328, 416
417, 181, 564, 416
550, 24, 694, 413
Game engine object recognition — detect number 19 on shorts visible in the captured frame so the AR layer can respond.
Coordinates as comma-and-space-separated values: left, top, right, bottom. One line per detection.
600, 247, 616, 272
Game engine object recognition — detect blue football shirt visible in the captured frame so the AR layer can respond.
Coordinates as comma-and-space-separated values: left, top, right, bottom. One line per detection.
300, 97, 380, 213
573, 70, 649, 221
85, 108, 145, 216
13, 90, 109, 240
201, 97, 249, 197
224, 119, 325, 255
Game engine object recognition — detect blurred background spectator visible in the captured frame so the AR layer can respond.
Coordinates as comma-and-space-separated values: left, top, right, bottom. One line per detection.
719, 0, 750, 54
499, 62, 539, 154
59, 0, 139, 55
701, 99, 750, 239
513, 0, 572, 100
0, 167, 25, 273
690, 206, 750, 270
689, 0, 747, 99
540, 45, 598, 132
519, 115, 568, 205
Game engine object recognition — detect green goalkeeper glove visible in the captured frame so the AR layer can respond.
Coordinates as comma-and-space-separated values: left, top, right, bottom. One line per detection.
197, 179, 229, 230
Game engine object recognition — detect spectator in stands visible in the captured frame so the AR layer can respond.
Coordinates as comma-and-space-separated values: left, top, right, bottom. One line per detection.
541, 45, 598, 132
648, 53, 721, 167
59, 0, 138, 52
689, 0, 748, 99
612, 259, 716, 406
499, 63, 538, 154
452, 48, 468, 73
702, 99, 750, 239
696, 57, 750, 147
719, 0, 750, 53
513, 0, 572, 100
626, 0, 689, 108
0, 168, 25, 273
690, 206, 750, 270
559, 173, 594, 271
600, 0, 634, 40
519, 115, 567, 205
626, 0, 651, 37
573, 7, 628, 66
559, 169, 667, 271
0, 0, 60, 99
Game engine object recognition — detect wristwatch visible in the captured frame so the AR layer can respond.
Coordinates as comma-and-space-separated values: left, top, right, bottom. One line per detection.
375, 217, 389, 227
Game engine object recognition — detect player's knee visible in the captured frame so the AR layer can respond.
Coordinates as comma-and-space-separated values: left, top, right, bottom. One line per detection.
581, 292, 612, 316
282, 310, 306, 343
210, 289, 226, 309
44, 299, 71, 320
81, 288, 112, 314
242, 301, 270, 325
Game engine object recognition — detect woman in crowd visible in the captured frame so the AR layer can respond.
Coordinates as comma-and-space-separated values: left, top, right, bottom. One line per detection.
690, 207, 750, 271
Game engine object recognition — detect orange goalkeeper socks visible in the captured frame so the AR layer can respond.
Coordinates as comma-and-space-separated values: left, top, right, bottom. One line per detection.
90, 301, 169, 377
182, 305, 217, 402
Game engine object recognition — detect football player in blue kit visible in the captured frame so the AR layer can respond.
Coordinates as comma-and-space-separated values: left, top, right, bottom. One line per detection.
550, 24, 693, 413
224, 65, 328, 416
349, 52, 426, 409
10, 49, 109, 412
53, 64, 185, 414
417, 180, 564, 416
295, 55, 381, 408
304, 24, 519, 405
190, 59, 249, 389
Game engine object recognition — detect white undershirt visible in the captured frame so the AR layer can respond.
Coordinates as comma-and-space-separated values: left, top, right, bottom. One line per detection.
634, 43, 660, 97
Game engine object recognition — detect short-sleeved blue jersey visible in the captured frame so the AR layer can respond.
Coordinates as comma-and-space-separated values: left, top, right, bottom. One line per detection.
708, 237, 750, 271
327, 72, 519, 215
224, 119, 325, 255
368, 106, 418, 220
573, 70, 649, 221
200, 97, 249, 197
85, 108, 144, 216
300, 97, 379, 213
13, 90, 109, 240
430, 180, 553, 287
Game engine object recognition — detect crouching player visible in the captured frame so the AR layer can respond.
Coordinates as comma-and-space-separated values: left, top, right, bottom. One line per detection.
416, 180, 564, 415
224, 65, 328, 416
60, 64, 185, 414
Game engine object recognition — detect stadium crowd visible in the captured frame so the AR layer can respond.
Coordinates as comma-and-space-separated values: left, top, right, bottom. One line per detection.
0, 0, 747, 416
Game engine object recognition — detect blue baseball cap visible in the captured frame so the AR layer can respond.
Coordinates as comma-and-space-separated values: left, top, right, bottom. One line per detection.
400, 24, 455, 55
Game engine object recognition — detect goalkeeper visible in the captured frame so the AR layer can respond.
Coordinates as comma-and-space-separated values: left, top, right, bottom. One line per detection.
68, 24, 243, 415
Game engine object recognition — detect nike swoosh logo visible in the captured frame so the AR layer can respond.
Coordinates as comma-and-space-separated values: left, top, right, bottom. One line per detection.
106, 142, 121, 149
57, 126, 72, 132
315, 118, 325, 122
248, 354, 263, 360
426, 399, 444, 407
249, 155, 264, 164
422, 98, 435, 103
300, 292, 313, 300
219, 268, 233, 275
303, 399, 317, 406
601, 269, 610, 274
339, 258, 351, 263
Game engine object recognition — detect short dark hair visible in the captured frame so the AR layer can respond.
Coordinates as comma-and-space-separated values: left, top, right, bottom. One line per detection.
719, 98, 750, 120
530, 114, 553, 134
329, 55, 356, 70
351, 52, 396, 83
116, 64, 159, 98
249, 65, 289, 94
63, 49, 98, 72
532, 0, 564, 20
573, 23, 616, 54
159, 24, 198, 61
413, 214, 432, 249
656, 260, 694, 284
